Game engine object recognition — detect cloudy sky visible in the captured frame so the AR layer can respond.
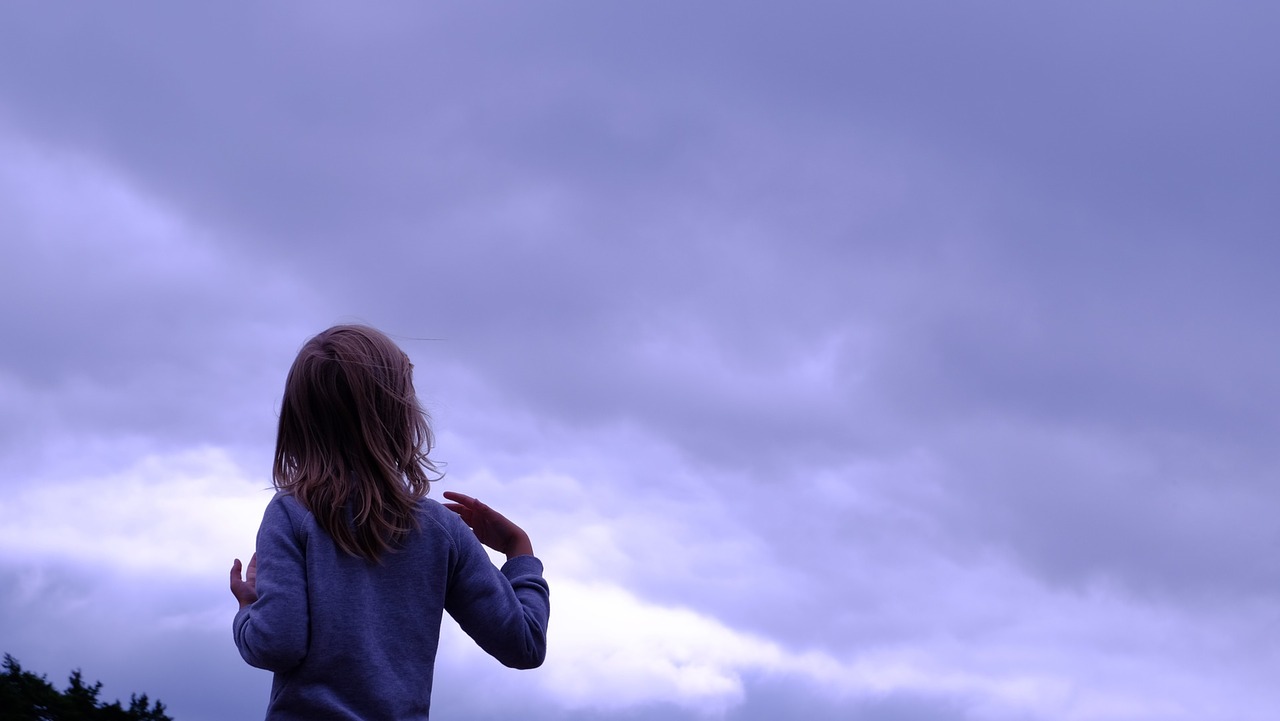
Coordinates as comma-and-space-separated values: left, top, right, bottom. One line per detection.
1, 3, 1278, 720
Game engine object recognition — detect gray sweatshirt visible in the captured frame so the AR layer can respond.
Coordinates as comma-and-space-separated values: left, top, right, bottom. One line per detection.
234, 492, 550, 720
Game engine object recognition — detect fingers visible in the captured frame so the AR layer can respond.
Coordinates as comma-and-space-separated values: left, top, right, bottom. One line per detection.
443, 492, 486, 522
443, 491, 494, 509
445, 504, 477, 529
231, 557, 257, 585
442, 491, 479, 508
443, 491, 497, 519
230, 555, 260, 608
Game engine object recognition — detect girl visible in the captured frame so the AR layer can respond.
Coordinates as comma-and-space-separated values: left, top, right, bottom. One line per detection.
229, 325, 548, 720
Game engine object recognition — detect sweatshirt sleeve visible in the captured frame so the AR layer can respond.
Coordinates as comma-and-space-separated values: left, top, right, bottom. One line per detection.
443, 515, 550, 670
233, 494, 311, 672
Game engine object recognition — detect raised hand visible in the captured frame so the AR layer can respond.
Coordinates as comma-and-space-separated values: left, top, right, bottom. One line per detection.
442, 491, 534, 560
230, 553, 258, 610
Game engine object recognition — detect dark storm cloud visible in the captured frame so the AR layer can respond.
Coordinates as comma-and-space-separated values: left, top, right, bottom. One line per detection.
0, 152, 316, 464
5, 3, 1274, 449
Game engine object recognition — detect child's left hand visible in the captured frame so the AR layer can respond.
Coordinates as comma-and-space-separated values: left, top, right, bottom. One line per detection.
230, 554, 258, 610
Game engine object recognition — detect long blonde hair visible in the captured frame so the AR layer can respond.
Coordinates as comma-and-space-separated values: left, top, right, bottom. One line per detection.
273, 325, 439, 561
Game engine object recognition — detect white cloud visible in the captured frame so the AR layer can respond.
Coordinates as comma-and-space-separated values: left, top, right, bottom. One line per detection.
432, 459, 1270, 720
439, 571, 1251, 721
0, 446, 270, 578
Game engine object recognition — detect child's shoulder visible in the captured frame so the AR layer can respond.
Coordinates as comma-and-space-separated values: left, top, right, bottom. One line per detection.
416, 495, 465, 537
270, 490, 306, 512
267, 491, 316, 527
416, 495, 449, 522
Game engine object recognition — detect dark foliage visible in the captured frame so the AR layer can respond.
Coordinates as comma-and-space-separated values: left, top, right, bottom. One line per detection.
0, 655, 172, 721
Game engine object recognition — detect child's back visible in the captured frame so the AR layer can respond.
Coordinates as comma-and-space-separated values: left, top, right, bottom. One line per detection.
230, 325, 549, 720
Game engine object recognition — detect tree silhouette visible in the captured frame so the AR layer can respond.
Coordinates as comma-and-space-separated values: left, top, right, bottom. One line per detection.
0, 654, 172, 721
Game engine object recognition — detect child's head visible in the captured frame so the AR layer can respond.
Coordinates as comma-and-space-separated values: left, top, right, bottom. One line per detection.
273, 324, 439, 560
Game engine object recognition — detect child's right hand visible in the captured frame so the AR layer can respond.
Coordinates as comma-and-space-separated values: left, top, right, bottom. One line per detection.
230, 554, 258, 610
442, 491, 535, 560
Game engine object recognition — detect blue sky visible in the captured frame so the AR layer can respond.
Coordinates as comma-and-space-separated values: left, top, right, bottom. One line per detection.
1, 3, 1278, 720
